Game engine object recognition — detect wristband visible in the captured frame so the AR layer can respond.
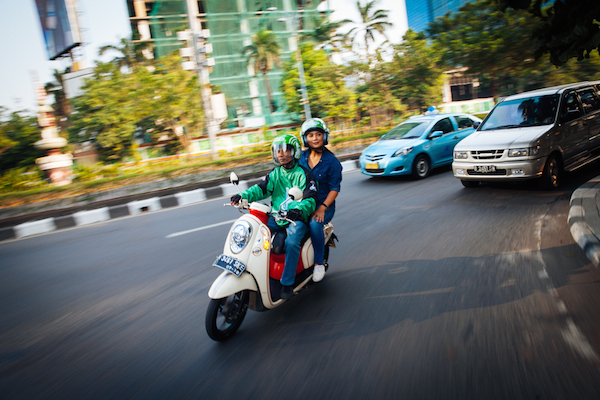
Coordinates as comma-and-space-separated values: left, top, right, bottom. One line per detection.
322, 203, 329, 209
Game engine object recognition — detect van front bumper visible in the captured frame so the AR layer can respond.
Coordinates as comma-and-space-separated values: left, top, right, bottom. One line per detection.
452, 157, 547, 181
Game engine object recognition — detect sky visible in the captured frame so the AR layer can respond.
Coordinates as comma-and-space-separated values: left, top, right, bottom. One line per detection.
0, 0, 407, 115
0, 0, 132, 114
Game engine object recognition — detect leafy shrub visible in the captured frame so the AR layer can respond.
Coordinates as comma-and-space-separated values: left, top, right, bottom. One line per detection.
0, 168, 46, 193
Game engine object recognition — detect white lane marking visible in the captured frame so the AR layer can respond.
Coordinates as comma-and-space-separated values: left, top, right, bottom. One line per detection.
166, 219, 237, 238
562, 319, 600, 362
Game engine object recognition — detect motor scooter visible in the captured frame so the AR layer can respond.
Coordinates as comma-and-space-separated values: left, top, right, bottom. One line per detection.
205, 172, 336, 341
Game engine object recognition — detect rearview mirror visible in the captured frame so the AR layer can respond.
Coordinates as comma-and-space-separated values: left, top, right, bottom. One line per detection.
229, 172, 239, 186
289, 187, 303, 201
473, 121, 480, 129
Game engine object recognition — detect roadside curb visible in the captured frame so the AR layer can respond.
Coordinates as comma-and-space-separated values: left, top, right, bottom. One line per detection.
0, 160, 359, 242
568, 176, 600, 268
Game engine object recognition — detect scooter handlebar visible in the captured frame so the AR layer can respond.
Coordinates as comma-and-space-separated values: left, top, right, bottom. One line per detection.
224, 199, 249, 209
274, 210, 297, 226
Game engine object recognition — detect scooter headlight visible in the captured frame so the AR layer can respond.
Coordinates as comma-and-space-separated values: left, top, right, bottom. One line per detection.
230, 221, 252, 254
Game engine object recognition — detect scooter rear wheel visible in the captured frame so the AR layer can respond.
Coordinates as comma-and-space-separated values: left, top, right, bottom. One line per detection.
205, 290, 249, 341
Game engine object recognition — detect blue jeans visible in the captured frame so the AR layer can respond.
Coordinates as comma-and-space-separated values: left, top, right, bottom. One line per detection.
309, 207, 335, 265
267, 217, 309, 287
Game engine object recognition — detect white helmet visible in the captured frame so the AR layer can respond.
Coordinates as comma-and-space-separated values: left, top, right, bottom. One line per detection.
301, 118, 329, 147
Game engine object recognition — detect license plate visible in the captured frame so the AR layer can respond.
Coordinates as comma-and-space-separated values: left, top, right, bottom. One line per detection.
474, 165, 496, 173
365, 162, 379, 169
212, 254, 247, 277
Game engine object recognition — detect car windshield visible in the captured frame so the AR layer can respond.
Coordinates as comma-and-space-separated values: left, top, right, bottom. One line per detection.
480, 95, 559, 131
383, 122, 428, 139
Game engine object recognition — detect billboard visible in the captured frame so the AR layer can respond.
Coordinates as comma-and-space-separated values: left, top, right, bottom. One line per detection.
34, 0, 82, 60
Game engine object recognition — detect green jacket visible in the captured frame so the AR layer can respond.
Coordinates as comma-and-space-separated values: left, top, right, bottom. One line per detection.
241, 161, 318, 226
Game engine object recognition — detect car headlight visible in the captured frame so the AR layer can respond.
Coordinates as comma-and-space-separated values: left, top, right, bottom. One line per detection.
230, 221, 252, 254
454, 151, 468, 159
392, 146, 413, 157
508, 146, 540, 157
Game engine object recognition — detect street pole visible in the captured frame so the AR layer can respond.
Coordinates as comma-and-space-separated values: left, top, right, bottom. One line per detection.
294, 19, 312, 121
279, 11, 312, 121
184, 0, 219, 160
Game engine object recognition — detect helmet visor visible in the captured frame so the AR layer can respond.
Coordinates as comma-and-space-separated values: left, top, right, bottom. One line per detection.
272, 143, 295, 165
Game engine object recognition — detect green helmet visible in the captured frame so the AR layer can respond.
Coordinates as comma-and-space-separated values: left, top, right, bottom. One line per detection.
271, 134, 302, 166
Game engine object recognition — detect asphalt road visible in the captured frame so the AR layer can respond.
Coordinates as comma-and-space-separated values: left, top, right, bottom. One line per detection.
2, 165, 600, 399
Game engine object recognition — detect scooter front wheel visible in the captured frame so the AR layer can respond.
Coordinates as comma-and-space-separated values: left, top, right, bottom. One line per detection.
205, 290, 249, 341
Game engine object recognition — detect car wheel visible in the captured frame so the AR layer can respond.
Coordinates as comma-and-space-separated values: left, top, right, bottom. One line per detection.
538, 155, 560, 190
461, 180, 479, 188
411, 155, 430, 179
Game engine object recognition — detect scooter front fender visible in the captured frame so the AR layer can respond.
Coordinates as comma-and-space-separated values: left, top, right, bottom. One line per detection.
208, 270, 259, 299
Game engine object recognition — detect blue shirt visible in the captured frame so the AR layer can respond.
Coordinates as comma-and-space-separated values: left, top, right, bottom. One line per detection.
299, 149, 342, 210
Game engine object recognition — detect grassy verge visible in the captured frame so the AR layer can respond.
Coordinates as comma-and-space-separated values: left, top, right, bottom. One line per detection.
0, 151, 272, 207
0, 126, 390, 208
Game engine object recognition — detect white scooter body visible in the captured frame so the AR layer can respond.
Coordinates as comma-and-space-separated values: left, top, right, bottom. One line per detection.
208, 201, 334, 310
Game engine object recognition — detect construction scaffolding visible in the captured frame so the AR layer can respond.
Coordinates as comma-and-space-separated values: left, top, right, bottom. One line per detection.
127, 0, 328, 128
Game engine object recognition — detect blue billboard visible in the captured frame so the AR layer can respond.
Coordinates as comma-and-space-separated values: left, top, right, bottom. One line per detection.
34, 0, 83, 60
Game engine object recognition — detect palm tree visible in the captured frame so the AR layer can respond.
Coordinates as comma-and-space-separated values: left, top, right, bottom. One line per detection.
302, 17, 353, 54
349, 0, 393, 54
243, 29, 282, 114
98, 36, 151, 72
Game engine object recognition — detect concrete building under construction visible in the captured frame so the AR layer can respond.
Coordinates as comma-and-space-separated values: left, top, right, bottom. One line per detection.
126, 0, 328, 128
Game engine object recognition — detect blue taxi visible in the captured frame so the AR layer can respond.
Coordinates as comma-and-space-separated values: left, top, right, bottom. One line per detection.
359, 113, 482, 179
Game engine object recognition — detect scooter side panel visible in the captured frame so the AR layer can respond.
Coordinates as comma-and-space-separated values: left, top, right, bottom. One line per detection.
300, 239, 314, 270
208, 270, 259, 299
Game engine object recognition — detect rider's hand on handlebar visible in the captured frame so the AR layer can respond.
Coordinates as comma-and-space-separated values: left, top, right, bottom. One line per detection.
230, 194, 242, 206
286, 208, 302, 221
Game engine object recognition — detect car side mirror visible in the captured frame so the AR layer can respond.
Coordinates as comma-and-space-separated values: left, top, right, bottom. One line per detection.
229, 172, 239, 186
473, 121, 480, 129
429, 131, 443, 139
289, 187, 303, 201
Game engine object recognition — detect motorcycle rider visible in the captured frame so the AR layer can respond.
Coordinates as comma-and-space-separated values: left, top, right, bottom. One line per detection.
230, 134, 318, 299
299, 118, 342, 282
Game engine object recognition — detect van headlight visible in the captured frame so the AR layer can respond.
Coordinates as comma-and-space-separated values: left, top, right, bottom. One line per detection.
454, 151, 468, 159
392, 146, 413, 157
508, 146, 540, 157
230, 221, 252, 254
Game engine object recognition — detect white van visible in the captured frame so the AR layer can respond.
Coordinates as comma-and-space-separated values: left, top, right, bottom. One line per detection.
452, 81, 600, 189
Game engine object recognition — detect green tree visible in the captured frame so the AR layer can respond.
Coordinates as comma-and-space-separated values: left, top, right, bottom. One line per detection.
69, 52, 203, 162
0, 108, 17, 157
281, 44, 356, 122
348, 0, 393, 54
0, 108, 43, 171
143, 53, 204, 155
428, 0, 541, 98
243, 29, 282, 113
495, 0, 600, 66
69, 62, 141, 162
344, 55, 404, 125
517, 51, 600, 91
45, 68, 70, 134
390, 30, 444, 112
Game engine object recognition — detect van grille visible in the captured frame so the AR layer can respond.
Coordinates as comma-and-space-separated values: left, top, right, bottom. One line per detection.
471, 150, 504, 160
